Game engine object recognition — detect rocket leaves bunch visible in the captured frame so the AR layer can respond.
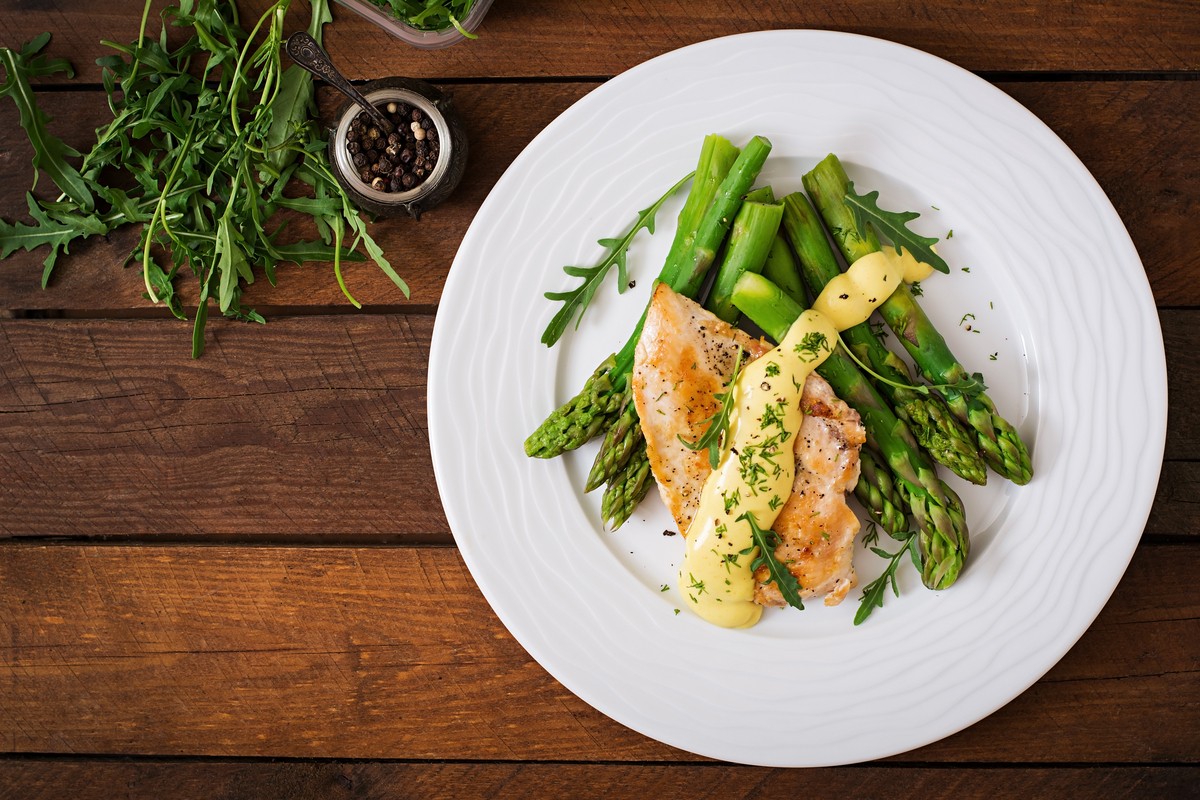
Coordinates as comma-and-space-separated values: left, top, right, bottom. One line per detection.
0, 0, 407, 357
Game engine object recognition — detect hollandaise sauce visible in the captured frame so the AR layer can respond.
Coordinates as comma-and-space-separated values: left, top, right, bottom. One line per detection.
679, 247, 932, 627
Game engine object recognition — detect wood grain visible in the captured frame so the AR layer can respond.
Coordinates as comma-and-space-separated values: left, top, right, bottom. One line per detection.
1, 81, 1196, 314
0, 315, 443, 538
0, 761, 1196, 800
0, 313, 1193, 540
2, 0, 1197, 80
0, 543, 1196, 762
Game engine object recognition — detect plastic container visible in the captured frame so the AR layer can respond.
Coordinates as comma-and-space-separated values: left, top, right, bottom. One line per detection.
328, 77, 469, 219
333, 0, 495, 49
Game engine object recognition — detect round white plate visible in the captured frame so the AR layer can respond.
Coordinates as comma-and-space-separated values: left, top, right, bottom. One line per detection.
428, 30, 1166, 766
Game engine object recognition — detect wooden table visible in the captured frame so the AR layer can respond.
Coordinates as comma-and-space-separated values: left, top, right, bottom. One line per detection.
1, 1, 1196, 796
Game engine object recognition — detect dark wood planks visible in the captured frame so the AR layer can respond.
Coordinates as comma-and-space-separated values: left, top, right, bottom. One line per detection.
0, 543, 1196, 761
1, 81, 1196, 313
1, 313, 1194, 540
0, 761, 1196, 800
2, 0, 1197, 80
0, 315, 443, 539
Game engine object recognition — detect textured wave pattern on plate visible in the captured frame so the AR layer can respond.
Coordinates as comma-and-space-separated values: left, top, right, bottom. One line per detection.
428, 30, 1166, 767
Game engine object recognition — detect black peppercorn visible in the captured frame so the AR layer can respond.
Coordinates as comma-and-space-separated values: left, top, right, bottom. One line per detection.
344, 100, 444, 195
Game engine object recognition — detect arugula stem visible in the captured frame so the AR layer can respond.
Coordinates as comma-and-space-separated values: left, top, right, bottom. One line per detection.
331, 215, 361, 308
143, 118, 199, 302
123, 0, 154, 100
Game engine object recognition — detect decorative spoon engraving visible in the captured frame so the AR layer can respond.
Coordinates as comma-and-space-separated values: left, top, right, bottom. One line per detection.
285, 32, 395, 134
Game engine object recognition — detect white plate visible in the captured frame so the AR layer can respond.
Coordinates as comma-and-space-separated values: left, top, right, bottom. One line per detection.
428, 30, 1166, 766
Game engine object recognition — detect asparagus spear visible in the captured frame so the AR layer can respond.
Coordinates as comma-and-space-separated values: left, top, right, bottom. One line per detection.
803, 154, 1033, 485
704, 194, 784, 323
585, 389, 640, 492
526, 135, 771, 461
601, 438, 652, 529
781, 191, 987, 485
524, 134, 739, 458
523, 354, 625, 458
761, 233, 807, 308
731, 272, 969, 589
856, 447, 910, 539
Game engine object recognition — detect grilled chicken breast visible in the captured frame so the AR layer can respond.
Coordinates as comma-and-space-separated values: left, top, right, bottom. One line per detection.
633, 284, 866, 606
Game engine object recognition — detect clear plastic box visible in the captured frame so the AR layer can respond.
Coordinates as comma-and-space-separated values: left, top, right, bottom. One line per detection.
333, 0, 495, 49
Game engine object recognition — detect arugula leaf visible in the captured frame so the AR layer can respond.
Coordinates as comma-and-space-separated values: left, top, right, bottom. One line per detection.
844, 182, 949, 274
740, 511, 805, 610
143, 257, 185, 321
678, 345, 743, 469
541, 170, 694, 347
854, 530, 920, 625
0, 194, 107, 287
0, 35, 94, 211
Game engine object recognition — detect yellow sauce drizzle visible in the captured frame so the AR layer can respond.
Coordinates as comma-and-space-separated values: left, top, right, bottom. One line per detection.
679, 245, 933, 627
680, 310, 837, 628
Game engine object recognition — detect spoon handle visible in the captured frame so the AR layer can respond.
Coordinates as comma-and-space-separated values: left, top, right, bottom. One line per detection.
285, 32, 394, 134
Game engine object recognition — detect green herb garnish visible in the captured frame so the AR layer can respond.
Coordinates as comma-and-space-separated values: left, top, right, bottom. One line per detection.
843, 182, 949, 274
541, 170, 694, 347
854, 529, 920, 625
837, 334, 988, 400
678, 345, 743, 468
740, 512, 804, 610
793, 331, 830, 363
366, 0, 480, 37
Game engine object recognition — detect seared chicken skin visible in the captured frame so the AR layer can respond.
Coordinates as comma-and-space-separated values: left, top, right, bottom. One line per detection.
633, 285, 866, 606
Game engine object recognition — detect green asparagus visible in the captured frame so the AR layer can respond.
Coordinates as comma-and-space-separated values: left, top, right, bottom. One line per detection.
585, 388, 641, 492
803, 154, 1032, 485
601, 438, 652, 529
525, 135, 770, 461
761, 233, 807, 307
781, 191, 987, 485
731, 271, 970, 590
704, 194, 783, 323
856, 447, 911, 538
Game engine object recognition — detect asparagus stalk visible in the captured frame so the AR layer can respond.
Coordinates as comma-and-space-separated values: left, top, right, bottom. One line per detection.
585, 389, 640, 492
704, 194, 784, 323
601, 438, 652, 529
781, 191, 987, 485
587, 137, 773, 508
523, 354, 625, 458
761, 233, 807, 307
731, 272, 970, 589
856, 447, 911, 539
523, 134, 740, 458
803, 154, 1032, 485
